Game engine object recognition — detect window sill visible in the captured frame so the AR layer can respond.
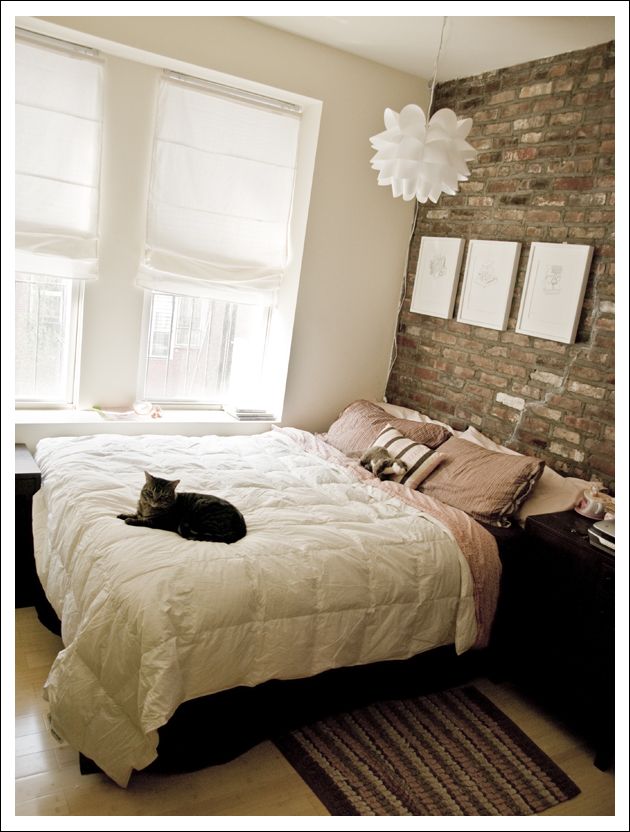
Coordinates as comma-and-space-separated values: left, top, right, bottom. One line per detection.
15, 408, 276, 425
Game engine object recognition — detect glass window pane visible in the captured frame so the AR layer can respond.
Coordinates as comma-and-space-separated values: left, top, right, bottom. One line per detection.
15, 273, 78, 403
143, 292, 269, 404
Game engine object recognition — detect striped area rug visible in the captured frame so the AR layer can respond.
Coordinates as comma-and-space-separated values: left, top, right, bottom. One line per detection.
274, 686, 580, 816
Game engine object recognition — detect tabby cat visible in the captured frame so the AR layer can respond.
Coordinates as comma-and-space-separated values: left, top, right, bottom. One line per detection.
118, 471, 247, 543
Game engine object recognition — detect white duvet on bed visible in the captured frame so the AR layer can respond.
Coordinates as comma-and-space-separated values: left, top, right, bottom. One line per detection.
33, 429, 476, 787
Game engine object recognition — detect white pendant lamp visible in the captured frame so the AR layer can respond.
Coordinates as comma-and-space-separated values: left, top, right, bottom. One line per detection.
369, 18, 477, 203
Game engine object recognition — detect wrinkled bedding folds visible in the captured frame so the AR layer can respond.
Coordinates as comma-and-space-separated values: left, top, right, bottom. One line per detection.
33, 429, 500, 787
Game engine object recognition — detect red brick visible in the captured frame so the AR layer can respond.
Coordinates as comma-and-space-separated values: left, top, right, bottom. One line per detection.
487, 180, 515, 193
583, 403, 615, 422
464, 384, 494, 400
553, 177, 594, 190
474, 329, 500, 341
399, 336, 416, 349
479, 372, 509, 389
485, 122, 513, 135
489, 90, 516, 104
487, 346, 508, 357
413, 367, 438, 382
503, 148, 538, 161
588, 456, 615, 478
467, 196, 494, 207
554, 78, 575, 92
549, 111, 582, 125
509, 348, 537, 363
520, 415, 553, 436
430, 399, 456, 415
470, 354, 499, 371
595, 316, 615, 331
564, 416, 603, 436
549, 64, 568, 78
496, 362, 528, 378
533, 96, 567, 112
531, 194, 566, 207
527, 209, 562, 222
513, 116, 547, 130
431, 331, 458, 346
501, 101, 536, 118
490, 405, 520, 423
520, 81, 553, 97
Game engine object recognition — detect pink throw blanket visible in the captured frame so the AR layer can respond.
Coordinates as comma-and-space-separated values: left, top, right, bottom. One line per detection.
277, 427, 502, 649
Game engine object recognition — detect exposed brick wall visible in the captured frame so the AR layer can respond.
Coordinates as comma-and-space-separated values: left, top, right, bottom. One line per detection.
386, 41, 615, 490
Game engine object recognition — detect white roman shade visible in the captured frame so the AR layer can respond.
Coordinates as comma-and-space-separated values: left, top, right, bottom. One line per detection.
15, 31, 104, 279
137, 72, 302, 303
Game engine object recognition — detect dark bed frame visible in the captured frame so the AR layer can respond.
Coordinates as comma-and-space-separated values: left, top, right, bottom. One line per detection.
33, 525, 523, 780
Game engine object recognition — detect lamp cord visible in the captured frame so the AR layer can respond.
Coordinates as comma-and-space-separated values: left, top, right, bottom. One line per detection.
385, 17, 446, 393
385, 200, 419, 388
427, 16, 447, 118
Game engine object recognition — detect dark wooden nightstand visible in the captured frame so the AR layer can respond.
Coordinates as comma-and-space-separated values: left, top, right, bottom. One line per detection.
494, 509, 614, 770
15, 444, 41, 607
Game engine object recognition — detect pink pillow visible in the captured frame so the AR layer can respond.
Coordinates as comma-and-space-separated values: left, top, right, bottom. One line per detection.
458, 426, 589, 522
325, 400, 451, 456
420, 436, 545, 527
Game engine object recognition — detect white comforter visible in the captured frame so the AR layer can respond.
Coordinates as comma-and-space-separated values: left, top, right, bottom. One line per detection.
33, 429, 477, 787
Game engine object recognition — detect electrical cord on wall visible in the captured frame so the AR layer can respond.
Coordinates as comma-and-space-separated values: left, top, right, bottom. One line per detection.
384, 200, 419, 397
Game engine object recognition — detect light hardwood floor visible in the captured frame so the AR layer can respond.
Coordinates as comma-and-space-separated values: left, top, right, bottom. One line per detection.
14, 607, 614, 817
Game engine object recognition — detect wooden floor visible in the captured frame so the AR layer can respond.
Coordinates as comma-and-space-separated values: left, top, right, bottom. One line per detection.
15, 607, 614, 817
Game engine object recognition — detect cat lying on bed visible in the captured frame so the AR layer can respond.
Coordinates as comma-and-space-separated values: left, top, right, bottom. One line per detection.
118, 472, 247, 543
359, 447, 408, 481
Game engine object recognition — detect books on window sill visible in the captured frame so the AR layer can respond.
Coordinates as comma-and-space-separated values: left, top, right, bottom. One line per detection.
225, 407, 277, 421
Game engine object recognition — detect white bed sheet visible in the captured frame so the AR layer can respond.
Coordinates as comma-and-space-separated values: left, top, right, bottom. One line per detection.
33, 429, 476, 786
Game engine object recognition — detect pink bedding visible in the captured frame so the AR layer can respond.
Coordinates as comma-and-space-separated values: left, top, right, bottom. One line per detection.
279, 427, 502, 648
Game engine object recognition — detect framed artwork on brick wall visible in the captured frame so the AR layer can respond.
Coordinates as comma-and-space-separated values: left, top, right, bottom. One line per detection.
410, 236, 465, 319
516, 242, 594, 343
456, 239, 521, 330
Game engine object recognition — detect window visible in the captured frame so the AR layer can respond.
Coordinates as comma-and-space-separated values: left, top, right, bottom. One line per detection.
137, 73, 302, 407
15, 274, 82, 403
143, 292, 269, 403
15, 30, 103, 404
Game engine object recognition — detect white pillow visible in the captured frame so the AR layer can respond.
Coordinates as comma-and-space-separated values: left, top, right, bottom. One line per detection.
371, 425, 445, 489
373, 400, 454, 432
458, 426, 520, 455
458, 426, 590, 523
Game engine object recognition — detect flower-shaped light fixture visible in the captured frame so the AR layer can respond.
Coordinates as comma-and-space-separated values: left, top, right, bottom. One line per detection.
369, 18, 477, 203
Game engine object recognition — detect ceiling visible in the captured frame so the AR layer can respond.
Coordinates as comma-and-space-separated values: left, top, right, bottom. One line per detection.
249, 16, 615, 81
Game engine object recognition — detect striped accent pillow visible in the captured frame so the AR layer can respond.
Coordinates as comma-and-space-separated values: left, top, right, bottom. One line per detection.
372, 425, 446, 489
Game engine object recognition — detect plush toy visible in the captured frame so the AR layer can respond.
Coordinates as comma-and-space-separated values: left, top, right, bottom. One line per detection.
574, 482, 609, 520
359, 446, 408, 481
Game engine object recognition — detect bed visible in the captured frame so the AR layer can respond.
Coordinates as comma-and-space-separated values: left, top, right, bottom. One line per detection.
33, 419, 511, 787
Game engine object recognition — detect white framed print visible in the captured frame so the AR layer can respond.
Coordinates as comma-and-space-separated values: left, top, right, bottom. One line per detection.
457, 240, 521, 330
410, 236, 465, 319
516, 242, 594, 343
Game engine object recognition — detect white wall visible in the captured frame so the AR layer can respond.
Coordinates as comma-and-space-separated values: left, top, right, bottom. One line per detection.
22, 15, 425, 437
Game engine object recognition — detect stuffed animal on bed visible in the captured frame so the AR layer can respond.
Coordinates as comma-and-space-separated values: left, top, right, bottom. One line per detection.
359, 447, 409, 481
118, 471, 247, 543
